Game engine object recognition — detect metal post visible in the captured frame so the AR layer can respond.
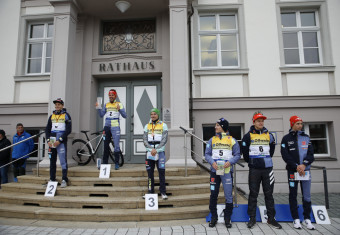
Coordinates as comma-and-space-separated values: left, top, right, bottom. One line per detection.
184, 132, 187, 177
36, 154, 40, 177
323, 168, 329, 209
233, 164, 238, 207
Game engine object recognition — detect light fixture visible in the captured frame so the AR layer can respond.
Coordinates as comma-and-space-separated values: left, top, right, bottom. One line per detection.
115, 1, 131, 13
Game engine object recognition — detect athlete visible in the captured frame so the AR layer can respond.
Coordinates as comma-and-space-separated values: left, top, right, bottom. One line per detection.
143, 108, 168, 200
281, 116, 315, 230
45, 98, 72, 188
242, 111, 282, 229
96, 89, 127, 170
205, 118, 240, 228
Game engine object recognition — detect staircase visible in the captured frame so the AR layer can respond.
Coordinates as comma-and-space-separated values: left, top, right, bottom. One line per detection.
0, 164, 247, 222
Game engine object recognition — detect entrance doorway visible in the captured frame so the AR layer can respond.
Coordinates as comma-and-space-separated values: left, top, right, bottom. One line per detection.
97, 78, 162, 163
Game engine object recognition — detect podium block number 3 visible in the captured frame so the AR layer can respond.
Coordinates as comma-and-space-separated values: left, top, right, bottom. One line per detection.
145, 194, 158, 210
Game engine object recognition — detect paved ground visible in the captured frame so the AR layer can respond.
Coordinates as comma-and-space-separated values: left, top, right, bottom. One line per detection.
0, 193, 339, 235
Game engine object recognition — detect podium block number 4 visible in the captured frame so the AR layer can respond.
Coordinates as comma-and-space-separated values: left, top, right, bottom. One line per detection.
312, 206, 331, 224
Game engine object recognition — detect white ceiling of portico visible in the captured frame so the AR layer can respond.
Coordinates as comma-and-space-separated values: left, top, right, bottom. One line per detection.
76, 0, 170, 19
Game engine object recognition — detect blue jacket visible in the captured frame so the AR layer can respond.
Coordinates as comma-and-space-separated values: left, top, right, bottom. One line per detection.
281, 129, 314, 172
241, 126, 276, 169
205, 132, 241, 173
12, 131, 34, 159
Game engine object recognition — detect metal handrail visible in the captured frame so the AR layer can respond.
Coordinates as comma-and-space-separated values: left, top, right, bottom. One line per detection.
180, 126, 244, 207
310, 165, 329, 209
0, 131, 45, 177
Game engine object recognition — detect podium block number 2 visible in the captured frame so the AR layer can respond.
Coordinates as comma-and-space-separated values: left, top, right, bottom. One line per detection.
312, 206, 331, 224
44, 181, 58, 197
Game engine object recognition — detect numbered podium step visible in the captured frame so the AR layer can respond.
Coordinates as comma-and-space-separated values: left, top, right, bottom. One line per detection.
0, 203, 209, 222
0, 191, 227, 209
19, 175, 210, 187
206, 204, 330, 225
0, 165, 248, 222
33, 165, 202, 178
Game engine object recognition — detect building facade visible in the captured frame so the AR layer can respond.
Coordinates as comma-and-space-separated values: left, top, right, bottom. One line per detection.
0, 0, 339, 193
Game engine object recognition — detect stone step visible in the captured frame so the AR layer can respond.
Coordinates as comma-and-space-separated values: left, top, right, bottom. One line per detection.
1, 183, 212, 197
33, 166, 201, 178
0, 203, 210, 222
0, 191, 231, 209
18, 174, 210, 187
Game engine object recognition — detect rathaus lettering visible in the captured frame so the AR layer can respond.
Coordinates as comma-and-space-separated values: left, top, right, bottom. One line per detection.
99, 61, 155, 72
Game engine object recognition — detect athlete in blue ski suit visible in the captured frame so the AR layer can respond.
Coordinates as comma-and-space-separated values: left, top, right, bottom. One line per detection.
97, 89, 126, 169
205, 118, 240, 228
281, 116, 314, 229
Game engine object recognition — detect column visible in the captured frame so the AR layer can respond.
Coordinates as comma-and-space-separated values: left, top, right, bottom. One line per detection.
40, 0, 79, 167
166, 0, 196, 167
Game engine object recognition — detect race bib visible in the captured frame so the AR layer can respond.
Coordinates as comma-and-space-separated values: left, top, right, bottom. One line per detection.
249, 145, 270, 157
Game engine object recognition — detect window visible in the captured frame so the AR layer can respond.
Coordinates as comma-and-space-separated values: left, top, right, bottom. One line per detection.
304, 123, 329, 157
199, 14, 239, 68
26, 23, 53, 74
101, 19, 156, 54
281, 11, 321, 65
202, 124, 243, 154
25, 128, 45, 161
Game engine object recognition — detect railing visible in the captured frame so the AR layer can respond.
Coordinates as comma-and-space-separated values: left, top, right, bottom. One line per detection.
0, 131, 45, 177
310, 165, 329, 209
180, 126, 244, 207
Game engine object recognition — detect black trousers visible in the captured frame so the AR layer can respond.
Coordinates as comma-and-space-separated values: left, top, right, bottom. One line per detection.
12, 158, 26, 178
146, 159, 166, 194
287, 170, 312, 220
248, 167, 276, 220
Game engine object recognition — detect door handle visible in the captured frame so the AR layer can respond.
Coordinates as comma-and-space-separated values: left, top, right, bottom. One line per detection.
131, 114, 134, 132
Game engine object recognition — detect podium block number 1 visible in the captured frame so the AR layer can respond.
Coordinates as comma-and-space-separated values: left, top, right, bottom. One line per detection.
99, 164, 111, 178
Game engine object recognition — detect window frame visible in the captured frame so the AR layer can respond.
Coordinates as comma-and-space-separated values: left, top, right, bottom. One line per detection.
280, 10, 323, 66
25, 127, 46, 162
304, 122, 330, 157
25, 22, 53, 75
198, 13, 240, 69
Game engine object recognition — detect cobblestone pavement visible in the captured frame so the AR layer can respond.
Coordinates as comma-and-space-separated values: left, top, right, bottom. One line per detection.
1, 219, 340, 235
0, 193, 339, 235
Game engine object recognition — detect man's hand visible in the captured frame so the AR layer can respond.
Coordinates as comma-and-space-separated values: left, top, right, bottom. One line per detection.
54, 141, 60, 148
116, 103, 120, 111
151, 148, 157, 156
95, 102, 99, 108
48, 142, 53, 148
212, 162, 218, 170
297, 164, 306, 176
224, 161, 231, 168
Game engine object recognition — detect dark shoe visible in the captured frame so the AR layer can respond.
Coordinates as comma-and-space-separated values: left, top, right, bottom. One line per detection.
247, 217, 256, 229
225, 219, 232, 228
209, 217, 218, 227
267, 218, 282, 229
